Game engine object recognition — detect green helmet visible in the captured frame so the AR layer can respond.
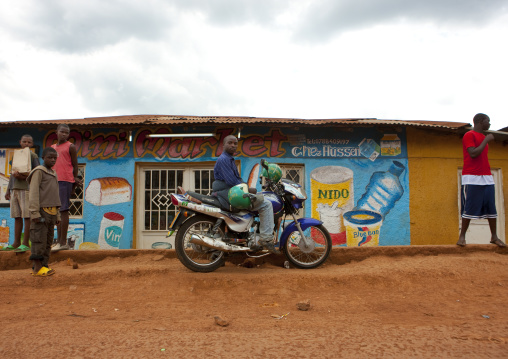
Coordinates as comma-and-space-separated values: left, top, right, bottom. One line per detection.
228, 183, 251, 209
261, 163, 282, 183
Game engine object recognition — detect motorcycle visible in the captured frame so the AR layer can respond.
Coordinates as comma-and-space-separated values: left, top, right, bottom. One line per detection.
168, 159, 332, 272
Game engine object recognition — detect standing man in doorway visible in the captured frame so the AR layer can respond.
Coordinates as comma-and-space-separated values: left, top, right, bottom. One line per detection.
457, 113, 505, 247
51, 124, 82, 251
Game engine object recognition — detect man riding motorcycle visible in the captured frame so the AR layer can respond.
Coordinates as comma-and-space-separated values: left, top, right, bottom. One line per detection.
212, 135, 277, 252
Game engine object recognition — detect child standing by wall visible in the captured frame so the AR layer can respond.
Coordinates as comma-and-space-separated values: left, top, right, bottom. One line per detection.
51, 124, 81, 252
27, 147, 61, 276
1, 135, 40, 252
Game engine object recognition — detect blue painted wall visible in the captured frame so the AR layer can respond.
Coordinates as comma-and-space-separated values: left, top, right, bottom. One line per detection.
0, 125, 410, 248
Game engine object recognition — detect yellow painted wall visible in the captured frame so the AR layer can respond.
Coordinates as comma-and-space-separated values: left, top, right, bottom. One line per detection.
407, 128, 508, 245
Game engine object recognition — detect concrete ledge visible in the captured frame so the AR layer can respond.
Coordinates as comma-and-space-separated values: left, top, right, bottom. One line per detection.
1, 244, 506, 271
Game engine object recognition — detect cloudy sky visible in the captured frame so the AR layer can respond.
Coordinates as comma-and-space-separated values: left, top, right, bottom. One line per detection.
0, 0, 507, 129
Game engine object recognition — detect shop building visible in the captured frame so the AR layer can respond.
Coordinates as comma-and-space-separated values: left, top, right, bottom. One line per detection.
0, 116, 506, 249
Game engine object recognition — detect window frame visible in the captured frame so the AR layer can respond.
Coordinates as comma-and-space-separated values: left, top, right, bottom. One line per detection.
69, 164, 86, 219
263, 163, 306, 218
140, 162, 219, 232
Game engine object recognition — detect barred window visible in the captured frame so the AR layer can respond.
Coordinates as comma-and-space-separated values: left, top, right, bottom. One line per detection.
142, 166, 215, 231
280, 164, 305, 218
69, 164, 85, 218
193, 168, 214, 195
144, 168, 184, 231
263, 163, 305, 218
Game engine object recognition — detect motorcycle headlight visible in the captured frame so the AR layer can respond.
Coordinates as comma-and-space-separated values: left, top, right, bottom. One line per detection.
298, 187, 307, 200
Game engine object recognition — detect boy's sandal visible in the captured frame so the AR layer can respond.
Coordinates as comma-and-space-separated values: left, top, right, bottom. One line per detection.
1, 245, 17, 251
14, 245, 30, 252
32, 267, 56, 277
491, 239, 507, 248
44, 267, 56, 275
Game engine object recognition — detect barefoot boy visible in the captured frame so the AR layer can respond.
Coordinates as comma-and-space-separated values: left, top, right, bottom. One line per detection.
2, 135, 40, 252
27, 147, 61, 276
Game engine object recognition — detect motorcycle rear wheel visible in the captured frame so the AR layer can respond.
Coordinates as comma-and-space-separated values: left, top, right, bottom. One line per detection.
175, 215, 226, 272
282, 224, 332, 269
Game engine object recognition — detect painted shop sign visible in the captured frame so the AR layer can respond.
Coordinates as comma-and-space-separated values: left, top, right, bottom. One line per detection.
43, 127, 404, 161
133, 128, 286, 159
44, 130, 131, 160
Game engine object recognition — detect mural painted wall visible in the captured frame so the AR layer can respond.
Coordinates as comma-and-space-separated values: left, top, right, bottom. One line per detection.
52, 223, 85, 249
0, 125, 410, 248
0, 218, 9, 249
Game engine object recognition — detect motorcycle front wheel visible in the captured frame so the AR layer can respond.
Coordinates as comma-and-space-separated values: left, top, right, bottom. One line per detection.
282, 224, 332, 269
175, 215, 226, 273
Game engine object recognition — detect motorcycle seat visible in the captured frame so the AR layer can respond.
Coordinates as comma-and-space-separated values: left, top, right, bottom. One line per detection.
187, 191, 242, 213
186, 191, 231, 211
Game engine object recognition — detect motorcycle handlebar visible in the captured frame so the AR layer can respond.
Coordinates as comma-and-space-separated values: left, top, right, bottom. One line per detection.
261, 159, 269, 171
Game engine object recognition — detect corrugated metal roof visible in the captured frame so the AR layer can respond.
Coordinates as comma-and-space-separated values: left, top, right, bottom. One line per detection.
0, 115, 471, 129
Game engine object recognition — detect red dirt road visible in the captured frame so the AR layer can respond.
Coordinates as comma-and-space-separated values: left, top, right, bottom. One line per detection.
1, 245, 507, 358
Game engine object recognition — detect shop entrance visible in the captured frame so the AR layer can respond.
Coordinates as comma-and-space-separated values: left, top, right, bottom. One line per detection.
135, 162, 215, 249
458, 168, 505, 243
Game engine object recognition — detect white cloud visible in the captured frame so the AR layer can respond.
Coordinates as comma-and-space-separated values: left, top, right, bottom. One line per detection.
0, 0, 177, 52
0, 0, 507, 130
294, 0, 508, 42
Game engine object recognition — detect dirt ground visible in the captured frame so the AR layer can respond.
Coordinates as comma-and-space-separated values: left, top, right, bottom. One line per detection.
1, 245, 507, 359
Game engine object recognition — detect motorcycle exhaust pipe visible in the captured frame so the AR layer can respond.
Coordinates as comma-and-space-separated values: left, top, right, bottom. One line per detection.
190, 234, 251, 253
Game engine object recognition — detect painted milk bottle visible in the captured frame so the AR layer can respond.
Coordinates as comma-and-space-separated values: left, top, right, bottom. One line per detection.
354, 161, 405, 218
98, 212, 124, 249
311, 166, 354, 245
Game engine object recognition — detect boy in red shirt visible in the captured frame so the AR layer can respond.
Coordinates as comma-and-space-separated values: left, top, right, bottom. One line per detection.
51, 124, 82, 251
457, 113, 505, 247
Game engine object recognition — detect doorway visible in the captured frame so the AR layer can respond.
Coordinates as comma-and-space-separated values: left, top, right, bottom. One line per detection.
458, 168, 505, 243
135, 162, 215, 249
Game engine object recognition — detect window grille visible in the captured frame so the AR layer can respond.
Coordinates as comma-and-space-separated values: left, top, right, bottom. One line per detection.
262, 163, 305, 218
193, 169, 214, 195
69, 164, 85, 218
280, 164, 305, 218
144, 169, 184, 231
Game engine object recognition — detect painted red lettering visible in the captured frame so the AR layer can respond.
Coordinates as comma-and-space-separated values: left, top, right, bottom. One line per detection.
115, 131, 129, 158
81, 130, 93, 157
102, 135, 119, 158
242, 136, 266, 157
265, 129, 288, 157
191, 137, 218, 158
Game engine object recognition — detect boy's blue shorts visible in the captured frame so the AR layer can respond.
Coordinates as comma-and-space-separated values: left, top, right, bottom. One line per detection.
461, 184, 497, 220
58, 181, 74, 212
